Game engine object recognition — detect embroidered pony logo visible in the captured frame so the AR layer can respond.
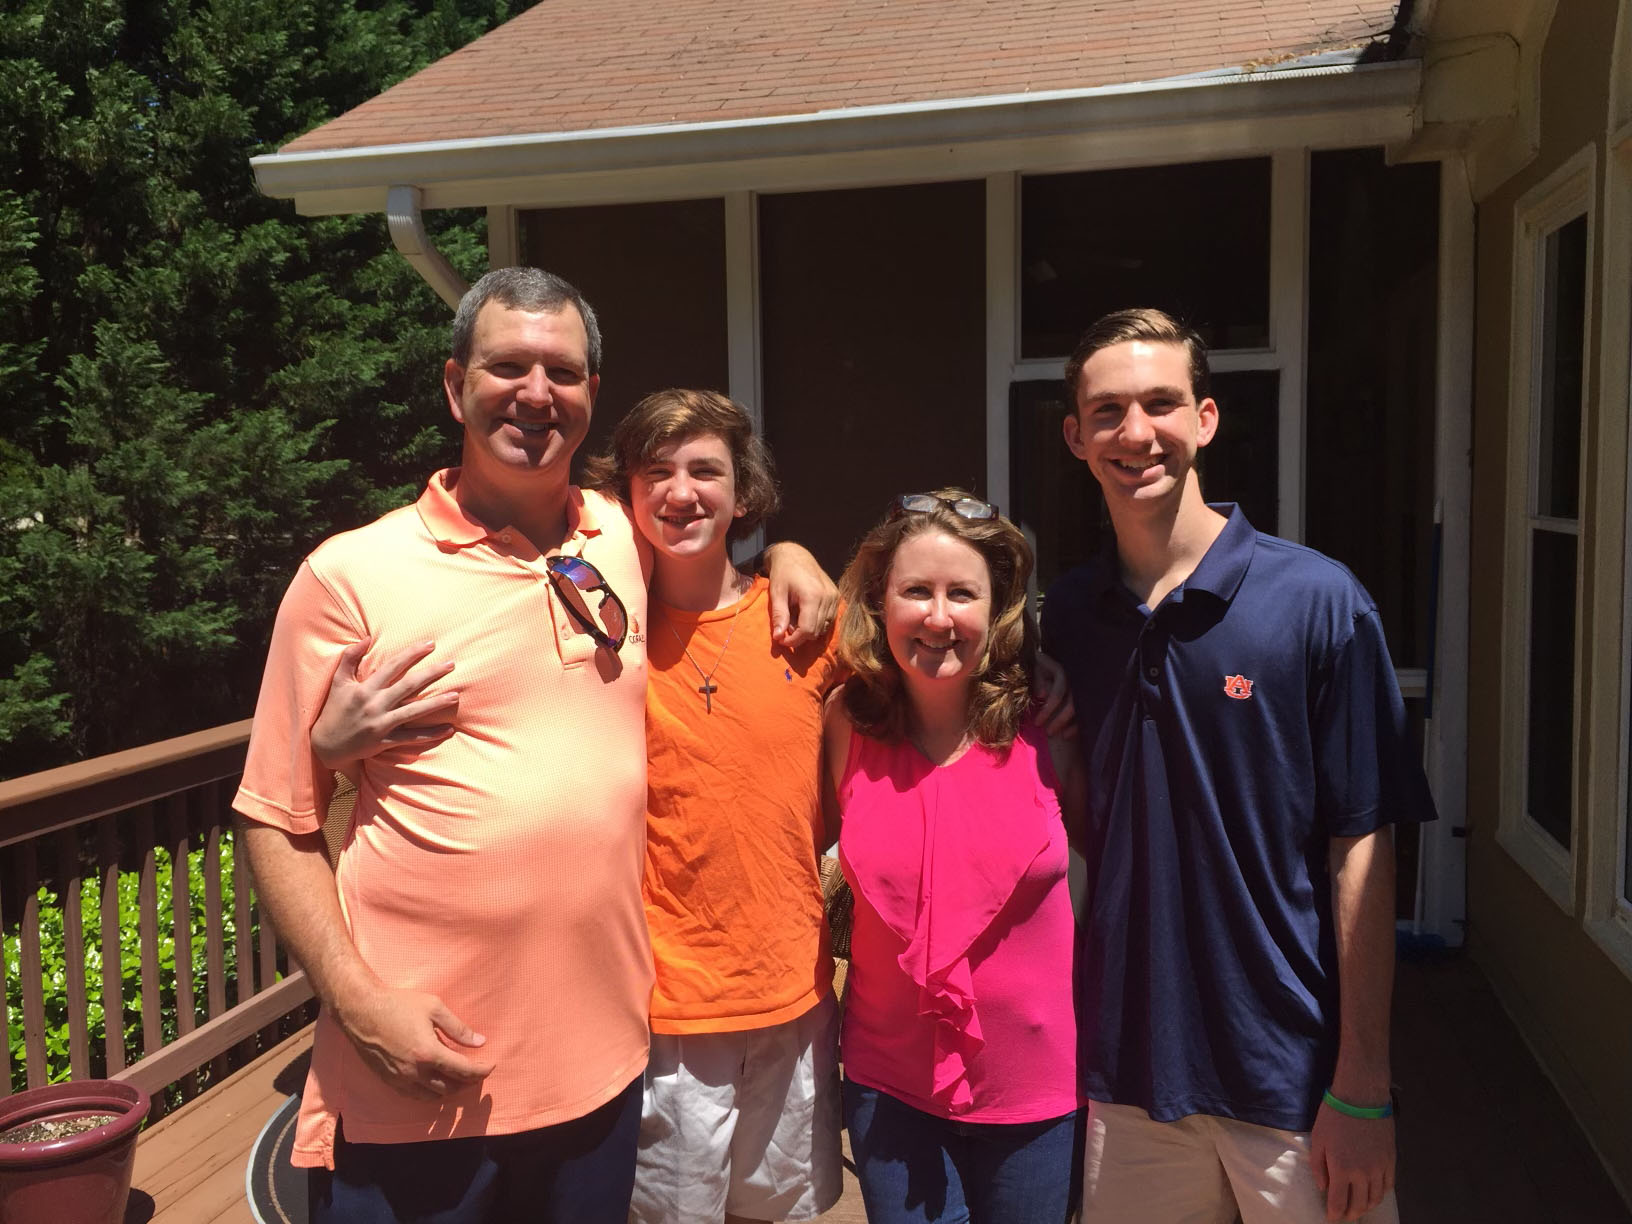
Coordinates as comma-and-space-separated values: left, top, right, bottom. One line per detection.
1223, 674, 1254, 700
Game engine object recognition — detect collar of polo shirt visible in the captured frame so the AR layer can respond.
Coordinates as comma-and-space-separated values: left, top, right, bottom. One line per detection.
1090, 503, 1254, 610
415, 467, 606, 551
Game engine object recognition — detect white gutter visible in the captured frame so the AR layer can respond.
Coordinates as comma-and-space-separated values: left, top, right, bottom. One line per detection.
252, 59, 1421, 216
386, 185, 467, 308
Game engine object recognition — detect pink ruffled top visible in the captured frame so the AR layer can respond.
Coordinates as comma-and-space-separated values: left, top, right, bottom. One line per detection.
837, 719, 1078, 1122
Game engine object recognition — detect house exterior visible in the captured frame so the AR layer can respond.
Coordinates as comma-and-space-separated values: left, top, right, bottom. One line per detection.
250, 0, 1632, 1204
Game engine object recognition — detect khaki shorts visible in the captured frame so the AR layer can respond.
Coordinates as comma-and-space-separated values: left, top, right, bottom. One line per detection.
631, 995, 843, 1223
1082, 1100, 1401, 1224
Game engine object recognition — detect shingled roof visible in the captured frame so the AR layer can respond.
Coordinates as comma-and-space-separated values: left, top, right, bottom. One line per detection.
283, 0, 1404, 153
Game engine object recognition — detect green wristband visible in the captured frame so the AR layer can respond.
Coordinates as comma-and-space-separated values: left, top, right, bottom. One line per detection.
1322, 1089, 1393, 1119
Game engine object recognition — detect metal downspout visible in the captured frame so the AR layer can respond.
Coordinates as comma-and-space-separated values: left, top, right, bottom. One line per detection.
386, 185, 467, 309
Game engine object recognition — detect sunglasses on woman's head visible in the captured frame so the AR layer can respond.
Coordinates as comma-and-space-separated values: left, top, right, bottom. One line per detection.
891, 493, 1001, 521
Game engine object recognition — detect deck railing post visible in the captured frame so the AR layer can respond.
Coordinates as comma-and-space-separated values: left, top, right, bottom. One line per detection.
58, 828, 90, 1080
98, 817, 124, 1075
136, 805, 161, 1057
0, 863, 9, 1089
18, 840, 47, 1090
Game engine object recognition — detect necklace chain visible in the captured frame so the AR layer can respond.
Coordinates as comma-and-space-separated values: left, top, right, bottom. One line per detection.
667, 596, 746, 714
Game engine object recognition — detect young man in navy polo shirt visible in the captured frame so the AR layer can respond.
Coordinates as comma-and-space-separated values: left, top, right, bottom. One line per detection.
1040, 308, 1435, 1224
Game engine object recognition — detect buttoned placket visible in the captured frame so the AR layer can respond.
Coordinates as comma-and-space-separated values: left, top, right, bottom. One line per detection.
1137, 612, 1164, 718
490, 528, 600, 669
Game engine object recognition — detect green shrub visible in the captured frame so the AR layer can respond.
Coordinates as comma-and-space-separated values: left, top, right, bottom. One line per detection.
3, 833, 253, 1094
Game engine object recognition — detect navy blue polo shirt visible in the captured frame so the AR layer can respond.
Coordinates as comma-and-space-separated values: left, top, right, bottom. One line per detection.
1041, 505, 1435, 1133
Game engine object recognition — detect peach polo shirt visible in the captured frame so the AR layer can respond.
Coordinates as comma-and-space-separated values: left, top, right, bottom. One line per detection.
233, 469, 653, 1169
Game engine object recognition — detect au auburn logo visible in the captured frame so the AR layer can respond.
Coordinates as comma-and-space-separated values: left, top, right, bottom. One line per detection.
1223, 674, 1254, 700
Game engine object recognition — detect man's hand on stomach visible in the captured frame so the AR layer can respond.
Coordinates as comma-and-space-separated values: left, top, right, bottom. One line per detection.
334, 984, 495, 1101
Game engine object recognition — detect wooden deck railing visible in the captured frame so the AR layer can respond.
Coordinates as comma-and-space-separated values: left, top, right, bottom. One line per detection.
0, 722, 314, 1113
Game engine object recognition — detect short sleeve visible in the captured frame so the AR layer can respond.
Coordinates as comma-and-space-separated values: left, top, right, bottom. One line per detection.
816, 599, 850, 694
231, 560, 361, 834
1310, 608, 1437, 837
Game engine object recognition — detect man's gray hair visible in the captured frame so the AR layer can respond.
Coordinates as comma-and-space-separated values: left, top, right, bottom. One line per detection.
450, 267, 603, 374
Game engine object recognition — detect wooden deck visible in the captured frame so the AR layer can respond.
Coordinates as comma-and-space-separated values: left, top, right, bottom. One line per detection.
125, 955, 1632, 1224
131, 1029, 313, 1224
125, 1026, 868, 1224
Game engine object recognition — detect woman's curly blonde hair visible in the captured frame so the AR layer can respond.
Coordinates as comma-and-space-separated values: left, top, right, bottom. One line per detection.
836, 489, 1037, 749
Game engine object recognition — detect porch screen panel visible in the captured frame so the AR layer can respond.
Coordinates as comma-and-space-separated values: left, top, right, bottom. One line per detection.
1019, 158, 1271, 357
759, 181, 985, 575
518, 199, 729, 480
1305, 150, 1440, 668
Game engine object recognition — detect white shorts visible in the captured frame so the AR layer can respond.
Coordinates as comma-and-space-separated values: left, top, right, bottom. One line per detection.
1082, 1100, 1401, 1224
631, 994, 843, 1223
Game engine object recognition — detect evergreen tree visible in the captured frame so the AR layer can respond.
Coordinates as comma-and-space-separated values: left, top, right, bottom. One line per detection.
0, 0, 527, 776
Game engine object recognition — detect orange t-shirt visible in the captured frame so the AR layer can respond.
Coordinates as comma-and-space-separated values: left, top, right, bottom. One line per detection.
643, 577, 841, 1034
233, 471, 653, 1168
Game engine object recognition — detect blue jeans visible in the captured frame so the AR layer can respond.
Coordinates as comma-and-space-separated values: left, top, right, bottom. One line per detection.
842, 1078, 1082, 1224
308, 1076, 642, 1223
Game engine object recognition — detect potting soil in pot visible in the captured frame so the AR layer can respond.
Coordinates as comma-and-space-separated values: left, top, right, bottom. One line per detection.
0, 1114, 117, 1144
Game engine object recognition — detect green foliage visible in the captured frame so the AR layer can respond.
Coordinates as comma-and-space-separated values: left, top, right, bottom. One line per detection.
4, 836, 243, 1093
0, 0, 526, 776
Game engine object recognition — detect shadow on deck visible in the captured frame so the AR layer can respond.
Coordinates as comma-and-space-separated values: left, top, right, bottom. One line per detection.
128, 954, 1630, 1223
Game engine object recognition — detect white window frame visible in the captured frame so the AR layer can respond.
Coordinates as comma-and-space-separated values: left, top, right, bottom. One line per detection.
1498, 144, 1597, 913
1586, 118, 1632, 979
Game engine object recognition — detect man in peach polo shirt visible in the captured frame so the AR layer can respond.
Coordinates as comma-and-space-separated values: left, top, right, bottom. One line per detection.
234, 268, 832, 1224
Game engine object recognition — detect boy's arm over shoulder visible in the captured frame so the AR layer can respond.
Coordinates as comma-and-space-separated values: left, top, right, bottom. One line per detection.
764, 541, 838, 648
602, 490, 656, 588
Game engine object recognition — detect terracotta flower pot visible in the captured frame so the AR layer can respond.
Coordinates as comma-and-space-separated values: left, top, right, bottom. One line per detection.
0, 1080, 150, 1224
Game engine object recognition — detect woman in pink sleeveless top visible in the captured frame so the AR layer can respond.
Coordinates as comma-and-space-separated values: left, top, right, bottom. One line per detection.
821, 490, 1084, 1224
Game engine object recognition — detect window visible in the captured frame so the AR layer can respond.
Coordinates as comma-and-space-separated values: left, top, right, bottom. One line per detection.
1527, 215, 1588, 853
1500, 148, 1594, 908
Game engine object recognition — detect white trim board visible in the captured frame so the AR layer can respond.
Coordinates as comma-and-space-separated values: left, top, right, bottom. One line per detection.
1585, 116, 1632, 980
1417, 154, 1475, 947
256, 64, 1421, 216
1498, 143, 1598, 914
725, 192, 766, 564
